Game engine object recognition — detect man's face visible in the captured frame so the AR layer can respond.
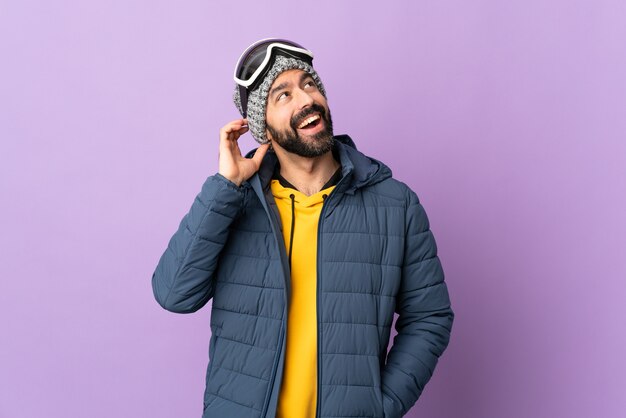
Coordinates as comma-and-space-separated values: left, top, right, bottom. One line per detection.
265, 69, 334, 158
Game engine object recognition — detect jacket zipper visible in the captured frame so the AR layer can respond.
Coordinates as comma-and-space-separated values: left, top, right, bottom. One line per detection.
261, 322, 285, 417
315, 203, 323, 418
315, 175, 346, 418
260, 194, 292, 418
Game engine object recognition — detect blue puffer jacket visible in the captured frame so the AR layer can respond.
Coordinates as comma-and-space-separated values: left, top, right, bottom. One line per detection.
152, 135, 454, 418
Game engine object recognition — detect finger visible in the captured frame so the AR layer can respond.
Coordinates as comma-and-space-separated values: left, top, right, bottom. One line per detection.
233, 126, 249, 137
225, 119, 247, 131
221, 119, 247, 137
234, 126, 250, 141
251, 143, 270, 167
223, 124, 249, 140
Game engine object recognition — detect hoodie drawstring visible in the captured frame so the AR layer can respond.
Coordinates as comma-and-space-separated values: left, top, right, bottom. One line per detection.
287, 193, 328, 270
288, 194, 295, 269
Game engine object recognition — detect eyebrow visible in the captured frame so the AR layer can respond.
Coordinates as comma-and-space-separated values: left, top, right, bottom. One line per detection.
269, 72, 315, 99
299, 71, 313, 84
269, 82, 289, 99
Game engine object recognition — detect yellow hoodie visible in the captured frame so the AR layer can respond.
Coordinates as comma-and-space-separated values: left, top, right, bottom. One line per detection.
271, 172, 338, 418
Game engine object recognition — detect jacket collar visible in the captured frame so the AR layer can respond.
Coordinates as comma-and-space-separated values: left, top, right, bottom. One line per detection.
245, 134, 392, 195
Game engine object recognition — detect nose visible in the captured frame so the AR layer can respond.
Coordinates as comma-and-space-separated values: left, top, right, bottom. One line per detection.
293, 86, 314, 109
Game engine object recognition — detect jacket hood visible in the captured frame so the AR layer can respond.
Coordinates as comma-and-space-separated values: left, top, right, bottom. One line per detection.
245, 134, 392, 194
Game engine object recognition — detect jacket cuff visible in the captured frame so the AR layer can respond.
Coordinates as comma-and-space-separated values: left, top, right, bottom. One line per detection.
213, 172, 245, 189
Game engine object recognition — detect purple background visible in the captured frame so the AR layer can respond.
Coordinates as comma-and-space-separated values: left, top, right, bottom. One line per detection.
1, 1, 625, 417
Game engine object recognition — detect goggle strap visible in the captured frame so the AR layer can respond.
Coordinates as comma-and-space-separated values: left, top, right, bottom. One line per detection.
234, 42, 313, 87
239, 85, 249, 118
234, 41, 315, 119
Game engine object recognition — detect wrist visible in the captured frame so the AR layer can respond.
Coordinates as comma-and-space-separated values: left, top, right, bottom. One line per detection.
216, 173, 242, 188
218, 171, 242, 187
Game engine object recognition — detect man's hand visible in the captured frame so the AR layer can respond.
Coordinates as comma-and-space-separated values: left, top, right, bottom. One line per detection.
218, 118, 270, 186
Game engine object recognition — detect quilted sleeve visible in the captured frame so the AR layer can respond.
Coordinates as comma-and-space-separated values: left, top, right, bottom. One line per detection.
151, 173, 245, 313
381, 189, 454, 418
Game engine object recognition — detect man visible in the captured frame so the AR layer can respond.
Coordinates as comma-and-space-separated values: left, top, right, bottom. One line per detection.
152, 38, 454, 418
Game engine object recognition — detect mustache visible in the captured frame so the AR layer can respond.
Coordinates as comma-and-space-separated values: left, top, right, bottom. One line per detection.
290, 103, 327, 130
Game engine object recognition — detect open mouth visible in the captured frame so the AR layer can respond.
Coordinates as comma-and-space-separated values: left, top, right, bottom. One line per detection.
297, 114, 321, 130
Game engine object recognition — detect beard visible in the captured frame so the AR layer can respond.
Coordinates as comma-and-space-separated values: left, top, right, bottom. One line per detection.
266, 103, 334, 158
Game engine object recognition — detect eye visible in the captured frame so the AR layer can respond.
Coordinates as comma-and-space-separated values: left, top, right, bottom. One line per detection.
277, 91, 289, 101
304, 80, 317, 89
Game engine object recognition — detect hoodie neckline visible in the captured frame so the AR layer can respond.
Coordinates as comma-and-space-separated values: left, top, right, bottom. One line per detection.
271, 180, 334, 208
272, 161, 342, 193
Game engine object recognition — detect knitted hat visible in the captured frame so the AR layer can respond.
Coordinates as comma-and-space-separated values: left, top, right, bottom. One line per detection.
233, 55, 327, 144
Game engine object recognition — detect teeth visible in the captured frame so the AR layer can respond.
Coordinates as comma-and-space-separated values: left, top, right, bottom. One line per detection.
298, 114, 320, 129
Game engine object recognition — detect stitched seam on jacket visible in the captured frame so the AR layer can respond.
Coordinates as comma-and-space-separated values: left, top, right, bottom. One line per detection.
326, 203, 403, 208
323, 231, 406, 238
216, 280, 283, 290
194, 232, 229, 244
204, 391, 262, 412
323, 260, 402, 267
174, 263, 213, 273
322, 352, 378, 357
230, 227, 273, 234
403, 254, 438, 267
321, 321, 391, 327
213, 363, 269, 382
384, 361, 421, 387
402, 279, 444, 293
217, 334, 277, 352
392, 348, 432, 372
364, 184, 410, 203
220, 251, 279, 261
322, 415, 374, 418
324, 289, 395, 298
212, 306, 282, 322
194, 192, 241, 220
320, 382, 380, 388
405, 229, 431, 238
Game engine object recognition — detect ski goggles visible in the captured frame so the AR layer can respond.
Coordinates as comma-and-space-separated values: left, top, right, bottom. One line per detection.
234, 39, 314, 117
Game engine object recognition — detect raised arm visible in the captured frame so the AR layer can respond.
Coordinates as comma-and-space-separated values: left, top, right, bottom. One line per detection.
151, 119, 269, 313
151, 173, 245, 313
